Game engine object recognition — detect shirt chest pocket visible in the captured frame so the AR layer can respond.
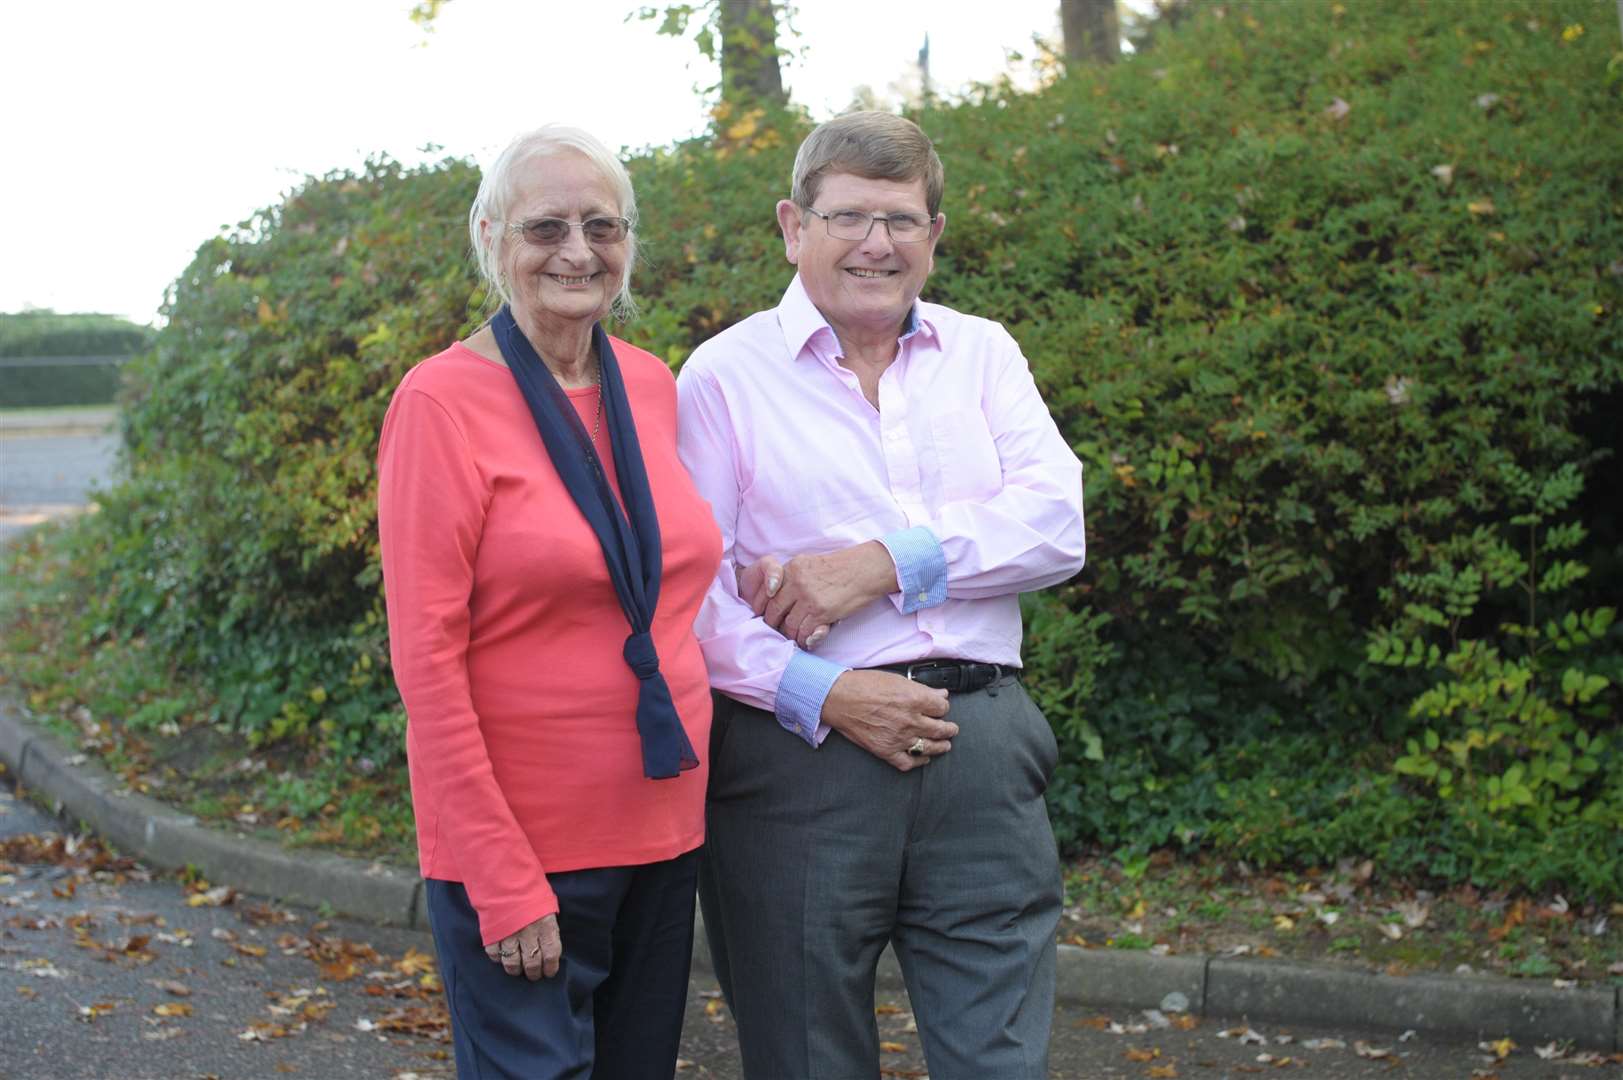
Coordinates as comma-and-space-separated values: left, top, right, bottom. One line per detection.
930, 408, 1003, 504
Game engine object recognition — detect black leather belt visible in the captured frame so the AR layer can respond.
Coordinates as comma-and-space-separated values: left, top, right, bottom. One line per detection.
872, 660, 1012, 693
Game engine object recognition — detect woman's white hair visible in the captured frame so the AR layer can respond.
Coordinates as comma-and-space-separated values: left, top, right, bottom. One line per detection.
468, 125, 639, 320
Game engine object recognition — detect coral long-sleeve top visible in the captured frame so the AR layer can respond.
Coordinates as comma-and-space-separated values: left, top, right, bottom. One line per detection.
378, 339, 721, 945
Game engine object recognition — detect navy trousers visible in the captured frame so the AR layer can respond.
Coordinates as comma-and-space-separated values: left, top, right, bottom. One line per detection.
425, 849, 698, 1080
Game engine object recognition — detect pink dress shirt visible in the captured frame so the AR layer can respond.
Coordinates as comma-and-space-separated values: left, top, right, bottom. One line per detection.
675, 275, 1085, 745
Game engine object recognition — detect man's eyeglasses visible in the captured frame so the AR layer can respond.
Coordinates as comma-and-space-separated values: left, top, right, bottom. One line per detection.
802, 207, 937, 243
506, 216, 631, 247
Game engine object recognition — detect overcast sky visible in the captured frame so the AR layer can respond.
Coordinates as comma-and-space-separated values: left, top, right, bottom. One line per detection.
0, 0, 1145, 326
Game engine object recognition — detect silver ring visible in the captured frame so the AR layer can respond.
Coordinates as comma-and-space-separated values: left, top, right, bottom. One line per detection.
498, 947, 518, 958
907, 737, 926, 757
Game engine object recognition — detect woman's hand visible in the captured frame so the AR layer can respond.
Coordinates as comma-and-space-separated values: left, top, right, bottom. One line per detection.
485, 914, 562, 980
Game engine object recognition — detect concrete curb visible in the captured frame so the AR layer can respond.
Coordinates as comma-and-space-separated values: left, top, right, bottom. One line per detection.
0, 697, 422, 929
1, 697, 1616, 1051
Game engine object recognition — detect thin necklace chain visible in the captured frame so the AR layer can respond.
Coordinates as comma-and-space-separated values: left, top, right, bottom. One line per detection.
591, 363, 604, 445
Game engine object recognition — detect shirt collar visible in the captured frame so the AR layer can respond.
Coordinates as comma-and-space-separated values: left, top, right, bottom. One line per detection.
776, 274, 938, 362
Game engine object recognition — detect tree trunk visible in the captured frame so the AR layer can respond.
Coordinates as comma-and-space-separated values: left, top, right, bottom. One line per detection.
1061, 0, 1120, 64
720, 0, 786, 105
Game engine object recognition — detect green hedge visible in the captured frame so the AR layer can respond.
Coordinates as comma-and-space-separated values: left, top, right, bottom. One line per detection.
0, 311, 152, 407
0, 361, 123, 408
48, 0, 1623, 896
0, 310, 153, 358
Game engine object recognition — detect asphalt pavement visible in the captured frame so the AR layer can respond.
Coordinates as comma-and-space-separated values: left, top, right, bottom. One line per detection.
0, 407, 119, 543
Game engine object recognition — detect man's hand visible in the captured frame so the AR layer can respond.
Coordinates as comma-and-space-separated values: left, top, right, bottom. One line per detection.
738, 542, 898, 649
485, 913, 562, 981
821, 669, 956, 771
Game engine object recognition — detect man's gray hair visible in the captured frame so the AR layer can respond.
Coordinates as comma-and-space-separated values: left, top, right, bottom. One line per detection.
789, 111, 944, 218
468, 125, 639, 320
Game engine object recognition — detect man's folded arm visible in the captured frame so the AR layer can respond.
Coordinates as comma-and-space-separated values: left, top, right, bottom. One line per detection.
901, 331, 1086, 608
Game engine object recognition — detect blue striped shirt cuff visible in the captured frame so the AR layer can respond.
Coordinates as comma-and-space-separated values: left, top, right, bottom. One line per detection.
880, 526, 947, 614
775, 650, 847, 747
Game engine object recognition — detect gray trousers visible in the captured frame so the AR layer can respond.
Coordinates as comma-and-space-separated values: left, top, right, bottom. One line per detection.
698, 674, 1062, 1080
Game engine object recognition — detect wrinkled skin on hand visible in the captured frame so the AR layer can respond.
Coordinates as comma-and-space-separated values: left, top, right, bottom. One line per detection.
738, 541, 897, 649
821, 669, 956, 771
484, 912, 562, 981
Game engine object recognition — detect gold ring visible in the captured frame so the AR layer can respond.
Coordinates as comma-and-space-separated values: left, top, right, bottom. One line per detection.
908, 737, 927, 757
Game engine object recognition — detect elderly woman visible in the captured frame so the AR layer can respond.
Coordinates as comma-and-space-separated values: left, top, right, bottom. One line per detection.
377, 125, 721, 1080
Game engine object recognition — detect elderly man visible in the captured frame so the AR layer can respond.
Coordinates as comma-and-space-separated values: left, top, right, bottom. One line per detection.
675, 111, 1085, 1080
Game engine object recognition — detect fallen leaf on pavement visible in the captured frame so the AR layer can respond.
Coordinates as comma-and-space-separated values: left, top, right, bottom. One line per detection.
187, 885, 238, 908
394, 947, 437, 977
117, 912, 165, 927
1219, 1027, 1269, 1046
321, 959, 361, 982
879, 1041, 908, 1053
75, 1001, 117, 1022
372, 1004, 451, 1041
240, 903, 298, 926
153, 1002, 193, 1018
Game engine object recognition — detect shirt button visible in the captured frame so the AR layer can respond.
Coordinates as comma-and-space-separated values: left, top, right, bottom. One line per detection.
917, 591, 929, 603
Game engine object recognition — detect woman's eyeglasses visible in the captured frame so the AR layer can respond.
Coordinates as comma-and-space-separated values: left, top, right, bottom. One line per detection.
506, 216, 631, 246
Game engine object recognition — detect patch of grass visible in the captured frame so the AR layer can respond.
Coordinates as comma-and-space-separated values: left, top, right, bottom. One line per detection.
1, 523, 415, 866
1059, 853, 1623, 987
1512, 953, 1562, 979
1108, 933, 1153, 951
